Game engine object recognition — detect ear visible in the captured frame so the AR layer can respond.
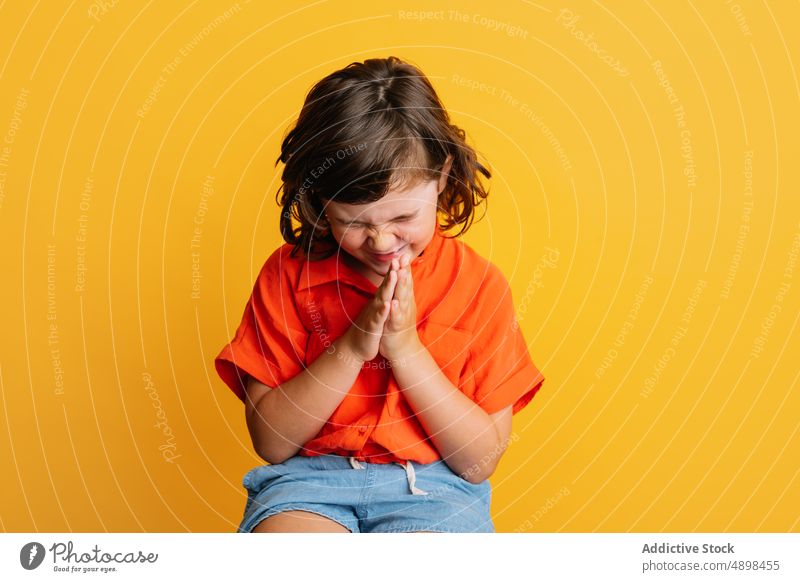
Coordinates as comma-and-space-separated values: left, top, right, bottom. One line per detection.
437, 154, 454, 194
313, 208, 330, 236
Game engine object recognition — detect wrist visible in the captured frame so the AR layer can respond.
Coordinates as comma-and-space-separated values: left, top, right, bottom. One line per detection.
387, 337, 425, 367
336, 329, 367, 369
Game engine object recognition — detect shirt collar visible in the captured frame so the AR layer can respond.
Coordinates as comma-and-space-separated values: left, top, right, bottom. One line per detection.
297, 223, 445, 293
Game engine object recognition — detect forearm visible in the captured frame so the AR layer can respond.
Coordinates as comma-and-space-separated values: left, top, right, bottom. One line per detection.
249, 330, 365, 464
389, 343, 502, 482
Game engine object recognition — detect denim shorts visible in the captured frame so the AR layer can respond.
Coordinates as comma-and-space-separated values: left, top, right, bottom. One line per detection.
238, 454, 494, 533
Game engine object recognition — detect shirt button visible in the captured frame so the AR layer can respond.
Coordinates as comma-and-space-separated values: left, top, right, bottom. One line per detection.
358, 426, 367, 434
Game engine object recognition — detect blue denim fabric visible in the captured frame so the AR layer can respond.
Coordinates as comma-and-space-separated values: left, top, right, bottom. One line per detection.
238, 454, 494, 533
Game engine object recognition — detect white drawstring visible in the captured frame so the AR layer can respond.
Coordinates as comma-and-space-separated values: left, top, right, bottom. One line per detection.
399, 460, 429, 495
347, 456, 428, 495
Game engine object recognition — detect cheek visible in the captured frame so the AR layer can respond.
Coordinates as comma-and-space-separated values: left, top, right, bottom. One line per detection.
404, 222, 433, 246
332, 227, 365, 249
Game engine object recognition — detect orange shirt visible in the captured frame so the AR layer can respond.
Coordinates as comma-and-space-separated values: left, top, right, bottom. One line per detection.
215, 224, 545, 464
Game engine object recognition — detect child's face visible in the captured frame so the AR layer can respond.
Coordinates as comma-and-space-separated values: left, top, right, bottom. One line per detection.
324, 159, 451, 284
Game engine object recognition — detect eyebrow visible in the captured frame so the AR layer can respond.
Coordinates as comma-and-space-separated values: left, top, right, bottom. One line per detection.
338, 209, 419, 225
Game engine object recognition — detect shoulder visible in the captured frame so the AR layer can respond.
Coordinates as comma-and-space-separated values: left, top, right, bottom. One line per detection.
444, 235, 510, 298
258, 242, 305, 280
458, 241, 519, 336
429, 234, 513, 330
249, 242, 308, 301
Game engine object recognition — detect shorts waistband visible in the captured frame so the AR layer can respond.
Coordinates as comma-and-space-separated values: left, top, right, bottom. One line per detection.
348, 456, 428, 495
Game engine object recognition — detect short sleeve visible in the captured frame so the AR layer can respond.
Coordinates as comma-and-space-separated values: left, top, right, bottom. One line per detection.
214, 251, 309, 403
466, 265, 545, 415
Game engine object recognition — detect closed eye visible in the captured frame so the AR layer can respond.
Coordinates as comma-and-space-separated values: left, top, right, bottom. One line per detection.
343, 213, 417, 227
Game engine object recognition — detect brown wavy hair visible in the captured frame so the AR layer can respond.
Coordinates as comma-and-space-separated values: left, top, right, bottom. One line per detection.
275, 56, 491, 260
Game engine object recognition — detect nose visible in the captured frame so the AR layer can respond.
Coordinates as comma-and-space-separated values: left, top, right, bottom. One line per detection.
366, 228, 396, 253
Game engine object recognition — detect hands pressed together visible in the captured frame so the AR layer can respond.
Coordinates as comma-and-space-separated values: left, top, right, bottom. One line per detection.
344, 253, 422, 365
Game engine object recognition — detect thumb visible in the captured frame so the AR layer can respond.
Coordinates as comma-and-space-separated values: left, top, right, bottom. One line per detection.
376, 300, 392, 330
382, 300, 399, 333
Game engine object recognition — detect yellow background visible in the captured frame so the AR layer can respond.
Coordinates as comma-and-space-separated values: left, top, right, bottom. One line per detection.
1, 0, 797, 533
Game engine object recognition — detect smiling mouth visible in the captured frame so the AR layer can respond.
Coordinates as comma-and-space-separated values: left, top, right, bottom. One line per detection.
368, 246, 406, 262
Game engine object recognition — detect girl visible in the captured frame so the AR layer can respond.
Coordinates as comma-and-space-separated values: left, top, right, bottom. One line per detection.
215, 56, 545, 533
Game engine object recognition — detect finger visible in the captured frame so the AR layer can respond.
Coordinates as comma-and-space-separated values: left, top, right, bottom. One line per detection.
389, 270, 402, 302
382, 261, 395, 285
382, 270, 397, 303
384, 256, 399, 279
385, 258, 397, 278
398, 265, 410, 298
398, 271, 413, 313
379, 264, 396, 293
399, 268, 408, 299
383, 299, 396, 331
391, 259, 404, 291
